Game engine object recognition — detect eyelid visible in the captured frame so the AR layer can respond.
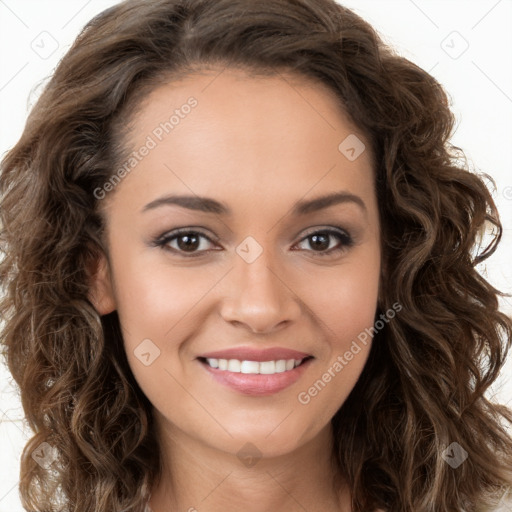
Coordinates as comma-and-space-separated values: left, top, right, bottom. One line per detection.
153, 227, 219, 257
298, 225, 350, 239
292, 227, 353, 256
154, 226, 217, 244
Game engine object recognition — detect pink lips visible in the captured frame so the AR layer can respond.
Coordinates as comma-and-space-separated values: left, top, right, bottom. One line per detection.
198, 346, 313, 396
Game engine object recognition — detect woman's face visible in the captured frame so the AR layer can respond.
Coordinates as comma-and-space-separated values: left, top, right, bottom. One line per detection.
92, 68, 381, 459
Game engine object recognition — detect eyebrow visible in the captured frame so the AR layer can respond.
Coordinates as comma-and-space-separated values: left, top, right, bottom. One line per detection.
141, 191, 367, 216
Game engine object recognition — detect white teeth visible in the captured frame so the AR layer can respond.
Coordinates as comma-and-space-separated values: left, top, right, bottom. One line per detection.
260, 360, 276, 374
240, 360, 260, 374
205, 357, 305, 375
228, 359, 241, 372
275, 360, 286, 373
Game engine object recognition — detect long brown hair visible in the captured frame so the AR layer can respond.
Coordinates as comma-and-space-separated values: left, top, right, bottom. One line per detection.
1, 0, 511, 510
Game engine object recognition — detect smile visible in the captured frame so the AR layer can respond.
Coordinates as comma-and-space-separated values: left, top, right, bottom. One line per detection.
198, 356, 314, 396
204, 357, 307, 374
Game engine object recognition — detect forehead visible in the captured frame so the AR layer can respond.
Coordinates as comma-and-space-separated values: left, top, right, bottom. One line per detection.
130, 67, 361, 146
106, 68, 376, 220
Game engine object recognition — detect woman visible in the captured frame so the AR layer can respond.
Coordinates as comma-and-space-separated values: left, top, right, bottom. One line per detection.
1, 0, 511, 510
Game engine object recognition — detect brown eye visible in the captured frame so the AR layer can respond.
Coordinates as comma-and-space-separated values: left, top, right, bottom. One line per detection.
308, 232, 331, 251
175, 233, 202, 252
155, 229, 217, 256
295, 228, 353, 256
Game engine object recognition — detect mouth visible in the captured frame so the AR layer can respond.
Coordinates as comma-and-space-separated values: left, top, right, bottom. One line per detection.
198, 356, 313, 374
197, 355, 314, 396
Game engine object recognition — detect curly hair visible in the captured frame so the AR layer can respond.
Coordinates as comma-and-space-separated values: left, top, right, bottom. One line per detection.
1, 0, 511, 510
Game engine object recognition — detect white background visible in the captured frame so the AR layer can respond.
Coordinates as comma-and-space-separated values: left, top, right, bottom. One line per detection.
0, 1, 511, 510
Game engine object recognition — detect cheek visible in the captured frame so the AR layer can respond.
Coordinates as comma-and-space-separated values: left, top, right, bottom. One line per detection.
330, 273, 379, 346
110, 259, 207, 412
293, 249, 380, 424
110, 247, 209, 344
308, 249, 381, 347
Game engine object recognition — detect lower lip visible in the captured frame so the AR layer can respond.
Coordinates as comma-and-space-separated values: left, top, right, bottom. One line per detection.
199, 358, 313, 396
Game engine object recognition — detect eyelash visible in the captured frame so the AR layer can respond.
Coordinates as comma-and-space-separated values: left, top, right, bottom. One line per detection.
152, 226, 354, 258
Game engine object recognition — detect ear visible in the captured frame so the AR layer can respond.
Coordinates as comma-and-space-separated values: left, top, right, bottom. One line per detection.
87, 252, 116, 315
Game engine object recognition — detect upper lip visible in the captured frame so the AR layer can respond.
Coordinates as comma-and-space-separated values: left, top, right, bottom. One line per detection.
198, 347, 312, 362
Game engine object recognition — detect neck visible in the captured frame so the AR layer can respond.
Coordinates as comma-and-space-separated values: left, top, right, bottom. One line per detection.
148, 412, 350, 512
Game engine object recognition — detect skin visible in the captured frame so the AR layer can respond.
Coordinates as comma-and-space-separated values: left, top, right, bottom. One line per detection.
90, 67, 381, 512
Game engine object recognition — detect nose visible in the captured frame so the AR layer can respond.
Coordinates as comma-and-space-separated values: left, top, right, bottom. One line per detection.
219, 248, 302, 334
